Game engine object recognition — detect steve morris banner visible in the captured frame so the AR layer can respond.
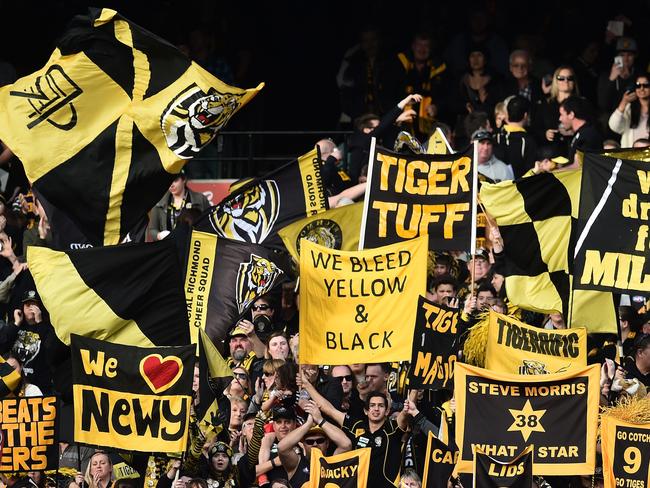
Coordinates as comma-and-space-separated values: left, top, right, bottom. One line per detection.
71, 334, 193, 453
485, 310, 587, 375
601, 415, 650, 488
575, 153, 650, 293
299, 235, 427, 365
408, 297, 458, 389
454, 363, 599, 475
359, 140, 476, 250
0, 396, 58, 472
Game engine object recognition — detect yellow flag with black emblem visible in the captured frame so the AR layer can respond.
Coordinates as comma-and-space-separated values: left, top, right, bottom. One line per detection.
0, 8, 261, 246
71, 334, 193, 453
485, 310, 586, 375
195, 148, 328, 250
307, 448, 370, 488
601, 414, 650, 488
299, 235, 427, 365
278, 201, 363, 261
454, 363, 599, 475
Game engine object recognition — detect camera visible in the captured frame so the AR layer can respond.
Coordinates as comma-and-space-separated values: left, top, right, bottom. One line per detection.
253, 314, 273, 335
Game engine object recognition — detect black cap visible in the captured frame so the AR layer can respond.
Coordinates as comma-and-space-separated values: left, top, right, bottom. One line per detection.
472, 129, 493, 143
208, 441, 233, 458
537, 145, 570, 165
272, 406, 297, 421
616, 37, 638, 53
21, 290, 40, 304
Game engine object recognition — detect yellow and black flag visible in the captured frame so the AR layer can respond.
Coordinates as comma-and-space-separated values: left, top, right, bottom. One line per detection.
480, 170, 617, 333
454, 363, 599, 475
195, 148, 328, 250
185, 230, 292, 344
28, 238, 190, 346
307, 448, 371, 488
196, 329, 233, 432
473, 445, 534, 488
0, 8, 262, 246
0, 357, 22, 398
71, 334, 193, 453
421, 431, 458, 488
278, 201, 363, 261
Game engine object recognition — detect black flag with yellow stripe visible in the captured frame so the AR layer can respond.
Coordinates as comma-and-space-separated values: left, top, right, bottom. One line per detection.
27, 238, 190, 346
194, 148, 328, 250
0, 8, 262, 246
480, 170, 616, 333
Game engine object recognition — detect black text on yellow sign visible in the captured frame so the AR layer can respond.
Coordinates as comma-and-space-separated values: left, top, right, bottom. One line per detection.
299, 236, 426, 365
308, 448, 370, 488
0, 397, 58, 472
601, 415, 650, 488
71, 336, 192, 454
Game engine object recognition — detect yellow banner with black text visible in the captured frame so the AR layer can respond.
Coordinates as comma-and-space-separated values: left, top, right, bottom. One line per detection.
307, 448, 370, 488
485, 310, 587, 375
71, 334, 193, 453
454, 363, 599, 475
299, 236, 427, 364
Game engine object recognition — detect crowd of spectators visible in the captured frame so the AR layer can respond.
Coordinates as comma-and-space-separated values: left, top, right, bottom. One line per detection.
0, 2, 649, 488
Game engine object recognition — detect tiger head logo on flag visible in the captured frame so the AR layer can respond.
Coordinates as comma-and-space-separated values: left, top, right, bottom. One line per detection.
296, 219, 343, 254
212, 181, 280, 242
161, 84, 241, 159
236, 254, 284, 312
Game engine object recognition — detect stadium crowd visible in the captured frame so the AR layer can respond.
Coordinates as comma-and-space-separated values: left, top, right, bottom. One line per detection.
0, 4, 649, 488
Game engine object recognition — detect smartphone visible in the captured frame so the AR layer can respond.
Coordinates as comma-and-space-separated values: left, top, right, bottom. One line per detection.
614, 55, 624, 69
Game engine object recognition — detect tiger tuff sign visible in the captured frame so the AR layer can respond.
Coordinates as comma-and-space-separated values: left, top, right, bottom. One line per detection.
299, 235, 427, 364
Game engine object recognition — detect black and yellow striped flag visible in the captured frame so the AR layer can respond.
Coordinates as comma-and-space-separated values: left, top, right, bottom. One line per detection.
0, 356, 22, 397
0, 8, 262, 246
480, 170, 616, 333
27, 239, 190, 346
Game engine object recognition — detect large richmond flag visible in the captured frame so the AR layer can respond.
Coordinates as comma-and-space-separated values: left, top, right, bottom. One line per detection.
0, 8, 261, 245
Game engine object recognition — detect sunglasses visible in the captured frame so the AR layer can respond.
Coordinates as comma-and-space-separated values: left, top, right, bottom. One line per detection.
556, 75, 574, 82
252, 304, 271, 311
263, 371, 275, 377
510, 63, 527, 68
303, 437, 327, 445
233, 372, 248, 380
636, 82, 650, 89
334, 374, 353, 382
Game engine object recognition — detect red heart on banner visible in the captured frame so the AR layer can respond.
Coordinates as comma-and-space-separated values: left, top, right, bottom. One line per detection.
139, 354, 183, 394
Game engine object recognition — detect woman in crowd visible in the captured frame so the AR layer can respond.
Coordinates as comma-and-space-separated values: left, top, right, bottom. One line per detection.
535, 65, 580, 144
265, 332, 291, 361
4, 352, 42, 396
608, 73, 650, 147
225, 367, 252, 401
84, 451, 113, 488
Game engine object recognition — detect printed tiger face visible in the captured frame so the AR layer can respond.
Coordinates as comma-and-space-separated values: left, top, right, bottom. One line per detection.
210, 180, 280, 243
519, 360, 549, 375
236, 254, 284, 313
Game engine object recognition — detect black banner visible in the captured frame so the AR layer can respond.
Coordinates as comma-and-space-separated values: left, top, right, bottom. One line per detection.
360, 142, 475, 250
408, 297, 458, 390
454, 363, 599, 475
473, 445, 534, 487
575, 153, 650, 293
0, 396, 58, 472
71, 334, 194, 453
422, 432, 457, 488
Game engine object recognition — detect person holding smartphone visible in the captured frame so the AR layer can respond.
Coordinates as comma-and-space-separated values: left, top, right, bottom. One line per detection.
608, 73, 650, 147
597, 37, 639, 114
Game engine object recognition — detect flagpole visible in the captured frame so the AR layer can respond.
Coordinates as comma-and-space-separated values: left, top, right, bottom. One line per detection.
358, 137, 376, 251
470, 141, 479, 295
